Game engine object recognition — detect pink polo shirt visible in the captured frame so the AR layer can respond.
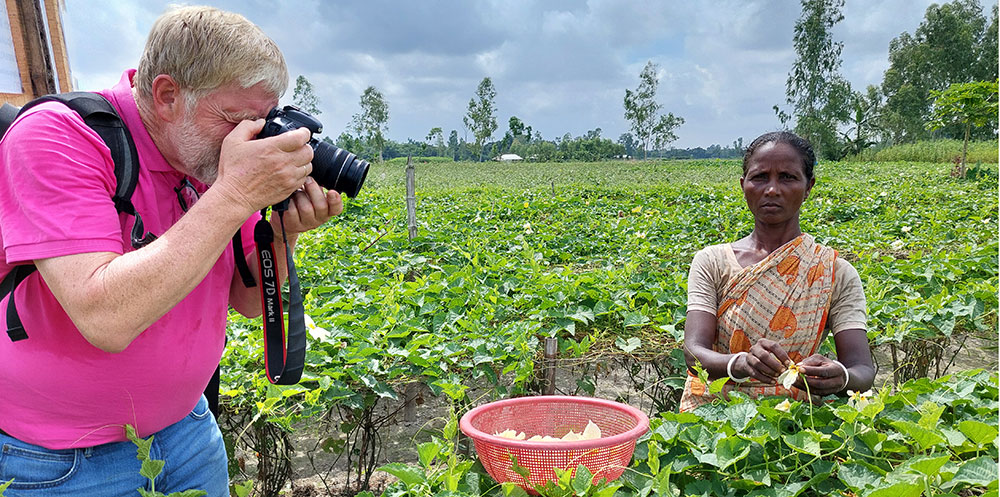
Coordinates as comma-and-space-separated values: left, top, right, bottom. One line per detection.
0, 70, 258, 449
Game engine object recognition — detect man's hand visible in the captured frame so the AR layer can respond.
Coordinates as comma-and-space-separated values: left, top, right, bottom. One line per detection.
213, 119, 314, 214
273, 177, 344, 237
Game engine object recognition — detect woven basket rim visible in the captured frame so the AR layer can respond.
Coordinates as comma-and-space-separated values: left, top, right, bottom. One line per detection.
459, 395, 649, 451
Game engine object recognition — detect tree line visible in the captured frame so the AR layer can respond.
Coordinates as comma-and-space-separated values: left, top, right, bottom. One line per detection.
296, 0, 996, 164
777, 0, 997, 162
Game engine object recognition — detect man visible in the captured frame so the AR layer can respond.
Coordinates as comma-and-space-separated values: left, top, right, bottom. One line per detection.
0, 6, 340, 495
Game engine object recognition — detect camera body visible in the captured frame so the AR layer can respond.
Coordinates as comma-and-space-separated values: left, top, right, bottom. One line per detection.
259, 105, 369, 198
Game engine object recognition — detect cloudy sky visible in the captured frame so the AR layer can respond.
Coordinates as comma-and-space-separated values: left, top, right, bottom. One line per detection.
61, 0, 992, 149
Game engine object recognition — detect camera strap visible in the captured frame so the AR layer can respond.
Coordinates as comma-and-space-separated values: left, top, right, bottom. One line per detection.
253, 207, 306, 385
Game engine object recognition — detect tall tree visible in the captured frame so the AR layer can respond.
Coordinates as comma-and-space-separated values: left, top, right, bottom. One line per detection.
624, 61, 685, 159
927, 80, 999, 176
881, 0, 997, 142
351, 86, 389, 162
463, 77, 498, 162
425, 127, 444, 156
780, 0, 849, 159
447, 130, 460, 161
292, 75, 321, 115
840, 85, 883, 158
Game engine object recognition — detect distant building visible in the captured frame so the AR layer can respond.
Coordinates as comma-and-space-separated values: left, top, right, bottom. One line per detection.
0, 0, 72, 106
495, 153, 523, 162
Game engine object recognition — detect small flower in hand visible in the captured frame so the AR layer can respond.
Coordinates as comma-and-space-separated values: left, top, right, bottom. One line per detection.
777, 362, 803, 390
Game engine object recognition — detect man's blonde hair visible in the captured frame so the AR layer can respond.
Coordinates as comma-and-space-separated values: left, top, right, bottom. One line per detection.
135, 5, 288, 102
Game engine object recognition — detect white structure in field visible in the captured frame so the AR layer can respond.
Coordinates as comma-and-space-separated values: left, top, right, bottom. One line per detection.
495, 153, 523, 161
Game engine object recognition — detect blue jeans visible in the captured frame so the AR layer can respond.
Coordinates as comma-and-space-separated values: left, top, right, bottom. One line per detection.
0, 395, 228, 496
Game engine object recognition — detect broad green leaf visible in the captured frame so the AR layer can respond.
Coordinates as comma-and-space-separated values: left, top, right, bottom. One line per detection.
510, 455, 531, 482
958, 420, 999, 446
891, 420, 947, 450
623, 311, 649, 327
833, 404, 859, 423
654, 469, 680, 497
417, 441, 441, 468
647, 440, 660, 476
377, 463, 426, 488
615, 336, 642, 353
838, 462, 881, 492
715, 436, 752, 470
708, 376, 729, 395
903, 453, 951, 476
917, 401, 946, 429
783, 430, 823, 456
866, 481, 923, 497
944, 456, 999, 489
167, 490, 207, 497
571, 464, 593, 496
724, 402, 758, 432
140, 459, 165, 481
502, 482, 531, 497
230, 480, 253, 497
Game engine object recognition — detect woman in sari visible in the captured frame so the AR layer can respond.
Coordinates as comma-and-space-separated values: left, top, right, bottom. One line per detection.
680, 131, 875, 411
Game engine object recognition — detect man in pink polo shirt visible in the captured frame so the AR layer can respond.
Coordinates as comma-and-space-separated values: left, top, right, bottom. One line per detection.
0, 6, 341, 496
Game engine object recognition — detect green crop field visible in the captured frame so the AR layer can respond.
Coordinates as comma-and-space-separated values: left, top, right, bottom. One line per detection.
218, 159, 998, 497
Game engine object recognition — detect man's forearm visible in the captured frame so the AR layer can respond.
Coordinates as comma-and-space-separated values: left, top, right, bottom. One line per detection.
36, 188, 255, 353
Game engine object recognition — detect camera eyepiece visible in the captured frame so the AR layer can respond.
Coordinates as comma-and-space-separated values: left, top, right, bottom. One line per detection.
259, 105, 369, 198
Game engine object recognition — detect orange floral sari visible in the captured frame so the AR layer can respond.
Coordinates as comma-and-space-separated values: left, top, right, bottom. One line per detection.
680, 234, 837, 411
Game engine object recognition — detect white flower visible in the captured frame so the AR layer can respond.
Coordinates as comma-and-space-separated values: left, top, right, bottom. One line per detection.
890, 239, 905, 250
635, 231, 647, 239
304, 314, 329, 340
880, 191, 888, 197
523, 222, 533, 234
901, 226, 911, 233
775, 399, 792, 412
848, 389, 874, 410
777, 362, 802, 390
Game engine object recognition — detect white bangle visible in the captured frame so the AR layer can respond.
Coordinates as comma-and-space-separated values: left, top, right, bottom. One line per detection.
727, 352, 750, 383
833, 360, 850, 391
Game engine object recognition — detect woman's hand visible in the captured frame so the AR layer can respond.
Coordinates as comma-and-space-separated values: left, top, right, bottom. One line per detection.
735, 339, 792, 383
795, 354, 849, 396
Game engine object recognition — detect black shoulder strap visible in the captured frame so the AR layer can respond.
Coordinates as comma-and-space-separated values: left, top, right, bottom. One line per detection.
1, 92, 146, 341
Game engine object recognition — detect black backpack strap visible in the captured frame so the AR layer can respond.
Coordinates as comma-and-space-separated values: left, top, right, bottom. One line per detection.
1, 265, 36, 341
1, 92, 146, 341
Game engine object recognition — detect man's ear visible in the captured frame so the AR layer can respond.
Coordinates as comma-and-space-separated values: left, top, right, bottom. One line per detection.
149, 74, 185, 122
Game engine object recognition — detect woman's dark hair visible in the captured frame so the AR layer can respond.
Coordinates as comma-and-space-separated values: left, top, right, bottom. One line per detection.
742, 131, 816, 181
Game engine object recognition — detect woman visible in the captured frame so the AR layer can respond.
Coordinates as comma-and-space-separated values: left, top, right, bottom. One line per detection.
680, 131, 874, 411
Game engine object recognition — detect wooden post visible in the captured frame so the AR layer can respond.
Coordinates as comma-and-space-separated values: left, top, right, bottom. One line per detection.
406, 156, 417, 240
544, 337, 558, 395
403, 156, 419, 422
551, 179, 555, 197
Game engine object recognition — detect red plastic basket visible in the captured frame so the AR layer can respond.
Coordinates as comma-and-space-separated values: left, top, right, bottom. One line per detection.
459, 396, 649, 492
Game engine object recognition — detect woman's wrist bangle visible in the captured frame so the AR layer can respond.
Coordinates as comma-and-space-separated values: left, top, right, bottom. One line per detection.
727, 352, 750, 383
833, 360, 850, 391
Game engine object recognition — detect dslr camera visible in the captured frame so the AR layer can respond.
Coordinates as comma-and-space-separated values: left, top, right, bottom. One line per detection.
258, 105, 369, 198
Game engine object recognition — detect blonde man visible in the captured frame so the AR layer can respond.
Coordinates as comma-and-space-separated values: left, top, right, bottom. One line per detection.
0, 6, 341, 495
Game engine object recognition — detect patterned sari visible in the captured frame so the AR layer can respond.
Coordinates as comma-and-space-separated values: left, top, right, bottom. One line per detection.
679, 234, 837, 411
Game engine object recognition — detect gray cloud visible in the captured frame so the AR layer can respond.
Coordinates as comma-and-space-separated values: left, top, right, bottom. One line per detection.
60, 0, 992, 149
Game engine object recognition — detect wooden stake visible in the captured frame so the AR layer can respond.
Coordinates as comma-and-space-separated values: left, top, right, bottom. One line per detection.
544, 337, 558, 395
406, 156, 417, 240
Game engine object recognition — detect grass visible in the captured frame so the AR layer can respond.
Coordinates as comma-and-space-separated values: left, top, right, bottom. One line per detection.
847, 139, 998, 164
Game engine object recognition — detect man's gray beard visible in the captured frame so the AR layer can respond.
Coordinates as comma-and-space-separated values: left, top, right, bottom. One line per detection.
187, 162, 218, 185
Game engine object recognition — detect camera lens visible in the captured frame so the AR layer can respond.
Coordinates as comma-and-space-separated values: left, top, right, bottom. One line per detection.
309, 140, 370, 198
